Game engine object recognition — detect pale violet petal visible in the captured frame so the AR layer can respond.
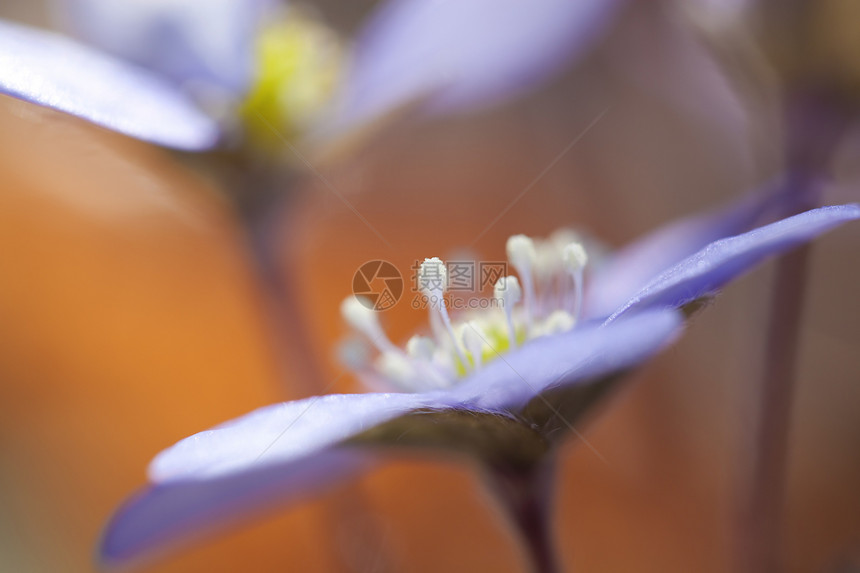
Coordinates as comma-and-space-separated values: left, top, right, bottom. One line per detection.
586, 186, 782, 318
327, 0, 622, 135
55, 0, 271, 97
608, 204, 860, 320
448, 309, 683, 411
101, 393, 452, 566
101, 450, 367, 568
0, 19, 219, 149
150, 392, 452, 482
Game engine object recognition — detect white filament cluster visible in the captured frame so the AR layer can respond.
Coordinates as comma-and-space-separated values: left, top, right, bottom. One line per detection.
341, 231, 590, 392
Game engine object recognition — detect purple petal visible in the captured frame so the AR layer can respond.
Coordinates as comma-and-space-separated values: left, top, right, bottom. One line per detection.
101, 450, 368, 568
100, 393, 450, 566
608, 204, 860, 320
0, 19, 219, 150
56, 0, 270, 97
586, 186, 783, 318
448, 309, 683, 411
327, 0, 623, 135
149, 393, 451, 482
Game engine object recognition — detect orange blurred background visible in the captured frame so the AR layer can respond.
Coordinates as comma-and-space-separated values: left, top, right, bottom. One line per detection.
1, 2, 859, 573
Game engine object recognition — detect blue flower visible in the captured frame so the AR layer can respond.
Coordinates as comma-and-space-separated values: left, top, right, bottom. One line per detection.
57, 0, 268, 99
99, 198, 859, 567
0, 0, 272, 150
323, 0, 626, 137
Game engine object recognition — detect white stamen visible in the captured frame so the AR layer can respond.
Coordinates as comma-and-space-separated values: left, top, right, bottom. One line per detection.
534, 240, 561, 282
506, 235, 537, 270
336, 337, 372, 370
342, 228, 592, 391
428, 302, 446, 344
562, 242, 588, 322
540, 310, 576, 336
341, 296, 375, 331
406, 335, 435, 361
494, 274, 522, 306
551, 228, 583, 249
494, 275, 521, 349
546, 227, 582, 308
377, 352, 416, 386
460, 321, 488, 369
408, 335, 456, 387
419, 258, 468, 369
562, 242, 588, 272
506, 235, 537, 331
418, 257, 448, 300
340, 296, 400, 355
533, 229, 577, 283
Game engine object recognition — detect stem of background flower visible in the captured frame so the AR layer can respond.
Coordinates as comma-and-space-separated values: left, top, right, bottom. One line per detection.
485, 461, 560, 573
221, 160, 394, 572
738, 92, 847, 573
739, 238, 811, 573
244, 189, 327, 397
213, 158, 328, 397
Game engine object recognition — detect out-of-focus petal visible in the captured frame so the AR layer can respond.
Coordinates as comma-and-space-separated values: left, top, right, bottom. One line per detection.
608, 204, 860, 320
448, 309, 683, 411
0, 19, 219, 149
586, 187, 781, 317
101, 393, 451, 566
100, 450, 367, 568
607, 1, 751, 152
56, 0, 270, 97
326, 0, 623, 136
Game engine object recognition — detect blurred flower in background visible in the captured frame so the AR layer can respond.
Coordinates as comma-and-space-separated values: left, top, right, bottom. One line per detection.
0, 13, 220, 150
316, 0, 624, 145
57, 0, 269, 109
0, 0, 859, 572
0, 0, 343, 151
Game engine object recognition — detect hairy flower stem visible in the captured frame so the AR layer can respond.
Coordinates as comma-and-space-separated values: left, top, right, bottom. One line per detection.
486, 462, 560, 573
740, 240, 811, 573
739, 92, 848, 573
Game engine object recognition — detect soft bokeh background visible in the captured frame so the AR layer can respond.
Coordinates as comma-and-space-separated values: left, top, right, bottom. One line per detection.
1, 1, 859, 572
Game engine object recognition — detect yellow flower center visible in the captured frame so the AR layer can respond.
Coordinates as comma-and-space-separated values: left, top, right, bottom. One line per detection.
240, 6, 342, 149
